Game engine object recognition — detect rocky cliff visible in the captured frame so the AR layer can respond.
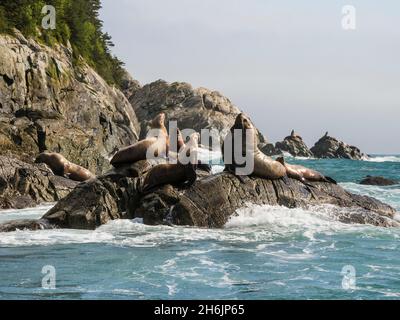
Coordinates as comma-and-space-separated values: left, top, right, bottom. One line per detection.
125, 79, 267, 144
0, 30, 139, 174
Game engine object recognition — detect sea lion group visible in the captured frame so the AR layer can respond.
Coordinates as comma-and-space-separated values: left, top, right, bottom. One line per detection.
223, 113, 336, 185
110, 113, 200, 192
34, 111, 335, 190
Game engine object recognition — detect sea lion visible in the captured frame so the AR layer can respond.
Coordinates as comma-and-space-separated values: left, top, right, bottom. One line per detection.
110, 113, 169, 167
140, 133, 200, 192
276, 157, 337, 184
168, 128, 185, 161
35, 152, 95, 182
223, 113, 286, 179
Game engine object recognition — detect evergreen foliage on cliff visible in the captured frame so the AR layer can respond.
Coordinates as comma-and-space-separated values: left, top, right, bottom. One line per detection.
0, 0, 124, 87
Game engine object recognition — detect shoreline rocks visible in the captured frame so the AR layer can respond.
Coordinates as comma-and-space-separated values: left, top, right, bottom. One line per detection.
0, 168, 397, 232
0, 155, 78, 209
311, 133, 366, 160
360, 176, 398, 186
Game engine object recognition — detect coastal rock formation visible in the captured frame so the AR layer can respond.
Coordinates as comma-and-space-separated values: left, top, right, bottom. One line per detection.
360, 176, 398, 186
0, 155, 77, 209
0, 31, 139, 174
0, 169, 397, 232
275, 130, 313, 157
258, 143, 282, 156
311, 133, 366, 160
125, 79, 267, 145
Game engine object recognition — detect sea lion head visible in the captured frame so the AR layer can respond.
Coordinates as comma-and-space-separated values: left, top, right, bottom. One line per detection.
151, 113, 166, 129
233, 113, 253, 129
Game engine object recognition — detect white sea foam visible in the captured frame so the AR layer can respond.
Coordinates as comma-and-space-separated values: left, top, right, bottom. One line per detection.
1, 201, 399, 248
340, 182, 400, 210
364, 155, 400, 163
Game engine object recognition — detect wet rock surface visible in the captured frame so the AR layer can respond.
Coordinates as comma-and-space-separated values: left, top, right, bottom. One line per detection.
359, 176, 398, 186
0, 169, 397, 232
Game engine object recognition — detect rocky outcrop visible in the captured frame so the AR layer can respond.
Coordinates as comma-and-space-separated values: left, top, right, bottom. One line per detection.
275, 130, 313, 157
126, 79, 267, 145
0, 30, 139, 174
360, 176, 398, 186
310, 133, 366, 160
1, 168, 397, 232
0, 155, 77, 209
259, 143, 282, 156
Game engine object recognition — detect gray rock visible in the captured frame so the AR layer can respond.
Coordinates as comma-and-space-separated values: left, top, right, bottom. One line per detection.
0, 31, 139, 174
127, 79, 267, 144
275, 130, 313, 157
1, 170, 397, 231
360, 176, 398, 186
259, 143, 282, 156
0, 155, 78, 209
311, 133, 366, 160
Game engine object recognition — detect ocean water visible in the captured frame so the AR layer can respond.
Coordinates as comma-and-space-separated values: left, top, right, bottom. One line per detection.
0, 155, 400, 300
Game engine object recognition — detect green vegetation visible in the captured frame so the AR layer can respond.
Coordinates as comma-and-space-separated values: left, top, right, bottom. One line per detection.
0, 0, 125, 87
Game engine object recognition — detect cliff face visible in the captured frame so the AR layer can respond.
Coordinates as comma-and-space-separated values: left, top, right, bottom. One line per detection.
0, 30, 139, 174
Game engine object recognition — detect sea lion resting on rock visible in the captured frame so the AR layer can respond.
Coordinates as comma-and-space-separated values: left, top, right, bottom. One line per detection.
35, 152, 95, 182
140, 133, 200, 192
110, 113, 169, 167
276, 157, 336, 184
223, 113, 286, 179
168, 128, 185, 161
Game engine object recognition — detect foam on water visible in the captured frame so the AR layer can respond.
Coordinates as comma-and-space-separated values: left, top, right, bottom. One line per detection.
1, 204, 393, 248
364, 155, 400, 163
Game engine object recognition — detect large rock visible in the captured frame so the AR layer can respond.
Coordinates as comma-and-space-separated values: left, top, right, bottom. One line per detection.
259, 143, 282, 156
126, 79, 267, 145
360, 176, 398, 186
311, 133, 366, 160
0, 155, 77, 209
0, 30, 139, 174
275, 130, 313, 157
1, 169, 397, 232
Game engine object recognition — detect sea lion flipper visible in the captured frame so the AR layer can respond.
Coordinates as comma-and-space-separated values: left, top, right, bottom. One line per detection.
324, 176, 337, 184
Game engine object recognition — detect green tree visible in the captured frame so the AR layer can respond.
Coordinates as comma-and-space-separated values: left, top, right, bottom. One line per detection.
0, 0, 125, 87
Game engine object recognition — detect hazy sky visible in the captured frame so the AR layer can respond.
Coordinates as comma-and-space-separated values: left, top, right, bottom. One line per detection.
100, 0, 400, 154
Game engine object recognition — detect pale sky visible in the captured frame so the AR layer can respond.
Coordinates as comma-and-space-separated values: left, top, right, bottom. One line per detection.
100, 0, 400, 154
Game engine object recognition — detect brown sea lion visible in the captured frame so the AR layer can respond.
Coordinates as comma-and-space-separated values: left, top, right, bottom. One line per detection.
223, 113, 286, 179
168, 128, 185, 161
140, 133, 199, 192
35, 152, 95, 182
110, 113, 169, 167
276, 157, 337, 184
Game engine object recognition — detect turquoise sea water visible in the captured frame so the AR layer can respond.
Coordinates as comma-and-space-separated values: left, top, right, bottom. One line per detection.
0, 155, 400, 300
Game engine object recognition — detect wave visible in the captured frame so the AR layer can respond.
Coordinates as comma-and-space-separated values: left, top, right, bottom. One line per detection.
340, 182, 400, 211
364, 155, 400, 163
2, 203, 398, 248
